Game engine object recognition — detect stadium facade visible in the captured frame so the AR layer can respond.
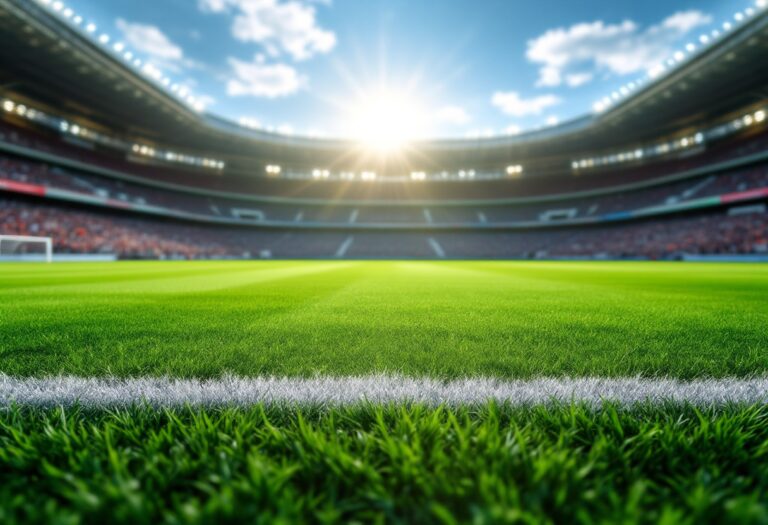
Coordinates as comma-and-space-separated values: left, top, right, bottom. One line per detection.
0, 0, 767, 260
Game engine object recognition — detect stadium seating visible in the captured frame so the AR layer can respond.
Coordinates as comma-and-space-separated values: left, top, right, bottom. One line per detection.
2, 195, 765, 259
2, 119, 768, 201
1, 153, 766, 230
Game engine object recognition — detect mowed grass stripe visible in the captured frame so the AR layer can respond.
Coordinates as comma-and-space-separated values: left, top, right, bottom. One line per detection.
2, 375, 768, 407
0, 261, 766, 379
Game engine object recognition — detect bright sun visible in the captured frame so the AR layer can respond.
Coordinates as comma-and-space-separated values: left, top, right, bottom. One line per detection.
346, 90, 430, 153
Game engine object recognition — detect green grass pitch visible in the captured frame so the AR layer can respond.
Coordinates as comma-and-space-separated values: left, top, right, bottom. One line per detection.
1, 261, 766, 378
1, 260, 768, 523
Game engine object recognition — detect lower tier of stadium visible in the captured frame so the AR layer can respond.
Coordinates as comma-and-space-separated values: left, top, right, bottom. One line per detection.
1, 136, 767, 259
1, 194, 765, 259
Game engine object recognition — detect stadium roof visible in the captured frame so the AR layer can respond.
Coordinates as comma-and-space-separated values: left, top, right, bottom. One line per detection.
1, 0, 768, 166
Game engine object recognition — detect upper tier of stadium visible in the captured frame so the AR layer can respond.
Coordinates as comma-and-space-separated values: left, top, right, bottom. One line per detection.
0, 0, 767, 194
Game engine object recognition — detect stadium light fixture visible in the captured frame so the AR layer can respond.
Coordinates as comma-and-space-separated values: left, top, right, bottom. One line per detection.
34, 0, 212, 114
755, 110, 766, 123
2, 100, 14, 112
590, 7, 762, 117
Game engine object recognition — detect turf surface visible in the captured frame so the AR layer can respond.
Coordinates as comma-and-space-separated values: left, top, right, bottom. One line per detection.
3, 403, 768, 525
2, 260, 768, 523
1, 261, 766, 378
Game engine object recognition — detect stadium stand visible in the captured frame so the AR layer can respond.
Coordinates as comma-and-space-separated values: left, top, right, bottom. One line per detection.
2, 195, 765, 260
1, 153, 767, 227
1, 0, 768, 260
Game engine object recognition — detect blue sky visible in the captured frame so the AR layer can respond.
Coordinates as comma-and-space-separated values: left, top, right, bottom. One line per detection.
57, 0, 759, 139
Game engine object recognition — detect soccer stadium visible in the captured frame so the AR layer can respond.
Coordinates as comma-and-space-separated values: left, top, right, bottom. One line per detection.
1, 0, 768, 522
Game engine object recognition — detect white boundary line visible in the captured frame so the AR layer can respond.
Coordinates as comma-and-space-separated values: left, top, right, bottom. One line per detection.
1, 375, 767, 408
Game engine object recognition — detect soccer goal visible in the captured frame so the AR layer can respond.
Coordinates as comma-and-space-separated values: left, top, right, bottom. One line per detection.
0, 235, 53, 262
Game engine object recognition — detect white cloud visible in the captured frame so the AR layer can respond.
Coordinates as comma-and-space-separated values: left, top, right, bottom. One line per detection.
194, 94, 218, 109
565, 72, 593, 87
504, 125, 521, 136
526, 10, 712, 87
435, 105, 470, 126
199, 0, 336, 61
226, 55, 305, 98
116, 19, 183, 62
662, 11, 713, 33
545, 116, 559, 126
491, 91, 561, 117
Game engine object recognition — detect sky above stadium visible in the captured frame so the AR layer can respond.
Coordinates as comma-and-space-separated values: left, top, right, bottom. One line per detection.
62, 0, 760, 139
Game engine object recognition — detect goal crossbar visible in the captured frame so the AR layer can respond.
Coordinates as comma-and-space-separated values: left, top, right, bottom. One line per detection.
0, 235, 53, 263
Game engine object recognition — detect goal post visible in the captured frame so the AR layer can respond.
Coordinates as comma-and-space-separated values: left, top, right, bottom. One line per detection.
0, 235, 53, 263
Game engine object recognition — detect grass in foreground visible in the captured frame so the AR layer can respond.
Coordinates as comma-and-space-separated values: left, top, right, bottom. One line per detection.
1, 404, 768, 524
1, 261, 766, 378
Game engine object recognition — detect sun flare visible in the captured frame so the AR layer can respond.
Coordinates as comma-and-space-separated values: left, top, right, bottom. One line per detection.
345, 89, 430, 153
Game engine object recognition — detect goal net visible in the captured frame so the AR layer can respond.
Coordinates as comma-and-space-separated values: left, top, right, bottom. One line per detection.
0, 235, 53, 262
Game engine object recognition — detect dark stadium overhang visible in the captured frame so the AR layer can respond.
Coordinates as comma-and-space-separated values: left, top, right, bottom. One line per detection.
1, 0, 768, 169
